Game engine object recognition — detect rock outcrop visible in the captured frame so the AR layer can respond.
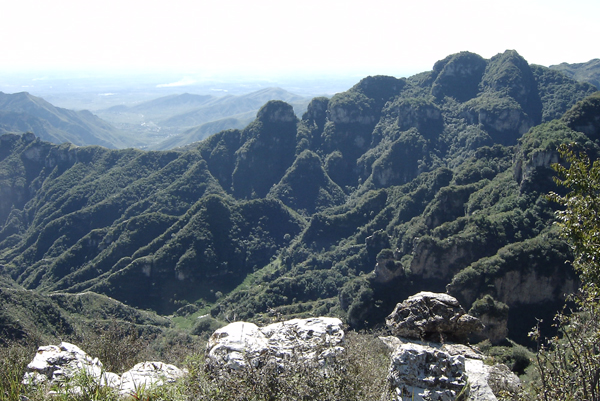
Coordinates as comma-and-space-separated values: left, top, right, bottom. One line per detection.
205, 317, 344, 370
203, 312, 519, 400
386, 292, 484, 343
380, 336, 521, 401
22, 342, 185, 396
388, 341, 466, 400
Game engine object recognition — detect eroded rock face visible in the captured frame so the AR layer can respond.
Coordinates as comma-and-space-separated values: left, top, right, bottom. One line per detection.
22, 342, 185, 396
389, 342, 466, 401
386, 292, 483, 343
381, 336, 521, 401
205, 317, 344, 370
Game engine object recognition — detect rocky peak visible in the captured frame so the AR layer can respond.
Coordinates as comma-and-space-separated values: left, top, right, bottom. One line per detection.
480, 50, 542, 123
392, 98, 443, 139
350, 75, 405, 109
302, 96, 329, 126
327, 91, 377, 125
431, 51, 487, 101
256, 100, 298, 124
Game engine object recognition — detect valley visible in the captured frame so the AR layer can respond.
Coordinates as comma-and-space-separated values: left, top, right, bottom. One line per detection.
0, 50, 599, 399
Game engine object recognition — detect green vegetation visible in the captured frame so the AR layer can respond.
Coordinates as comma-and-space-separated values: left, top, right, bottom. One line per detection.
548, 144, 600, 302
510, 144, 600, 400
0, 50, 599, 373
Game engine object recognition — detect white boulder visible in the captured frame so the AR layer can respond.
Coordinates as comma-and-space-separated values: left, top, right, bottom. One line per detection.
22, 342, 186, 396
381, 336, 521, 401
206, 317, 344, 370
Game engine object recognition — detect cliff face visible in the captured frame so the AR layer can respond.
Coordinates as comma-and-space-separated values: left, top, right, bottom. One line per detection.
232, 101, 298, 198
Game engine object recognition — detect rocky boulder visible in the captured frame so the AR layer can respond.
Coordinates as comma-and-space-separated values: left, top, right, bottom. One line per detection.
206, 317, 344, 370
381, 336, 521, 401
119, 361, 186, 395
22, 342, 185, 396
386, 292, 483, 343
388, 341, 466, 401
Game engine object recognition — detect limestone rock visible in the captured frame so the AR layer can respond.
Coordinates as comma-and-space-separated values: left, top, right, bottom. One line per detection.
120, 361, 186, 395
206, 317, 344, 370
381, 336, 521, 401
386, 292, 483, 343
22, 342, 186, 396
388, 342, 466, 400
22, 342, 119, 389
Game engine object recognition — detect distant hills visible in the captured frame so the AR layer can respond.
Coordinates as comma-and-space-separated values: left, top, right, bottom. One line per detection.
0, 49, 598, 346
96, 87, 311, 150
0, 91, 138, 148
0, 87, 312, 151
0, 63, 597, 152
550, 59, 600, 90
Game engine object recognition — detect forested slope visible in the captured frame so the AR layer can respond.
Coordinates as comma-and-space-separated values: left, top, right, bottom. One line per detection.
0, 50, 598, 344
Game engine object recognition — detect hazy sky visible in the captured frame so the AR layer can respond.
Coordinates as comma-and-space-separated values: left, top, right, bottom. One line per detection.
1, 0, 599, 79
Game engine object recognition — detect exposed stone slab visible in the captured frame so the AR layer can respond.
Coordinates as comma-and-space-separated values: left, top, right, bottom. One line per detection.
206, 317, 344, 370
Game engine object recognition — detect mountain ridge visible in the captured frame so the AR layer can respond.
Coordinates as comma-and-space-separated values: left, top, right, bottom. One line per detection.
0, 91, 137, 149
0, 50, 598, 346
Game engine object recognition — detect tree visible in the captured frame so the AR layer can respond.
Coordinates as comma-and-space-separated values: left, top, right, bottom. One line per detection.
523, 144, 600, 401
548, 143, 600, 303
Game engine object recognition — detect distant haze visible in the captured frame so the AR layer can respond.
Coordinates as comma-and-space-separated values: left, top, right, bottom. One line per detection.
1, 0, 598, 77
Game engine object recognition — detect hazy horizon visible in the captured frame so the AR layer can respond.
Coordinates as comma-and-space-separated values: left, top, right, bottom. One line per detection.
2, 0, 598, 78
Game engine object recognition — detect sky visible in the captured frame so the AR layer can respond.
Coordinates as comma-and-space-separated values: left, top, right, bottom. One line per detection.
1, 0, 599, 80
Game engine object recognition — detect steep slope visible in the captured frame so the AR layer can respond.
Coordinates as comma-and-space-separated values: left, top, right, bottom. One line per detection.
0, 50, 598, 344
0, 92, 135, 148
268, 150, 346, 214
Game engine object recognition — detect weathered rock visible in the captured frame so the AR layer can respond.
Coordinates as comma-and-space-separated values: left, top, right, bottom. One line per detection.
388, 341, 466, 401
386, 292, 484, 343
120, 361, 186, 395
22, 342, 119, 390
22, 342, 186, 396
381, 336, 521, 401
206, 317, 344, 370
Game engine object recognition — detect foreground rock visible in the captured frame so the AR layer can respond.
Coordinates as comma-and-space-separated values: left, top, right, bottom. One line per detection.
380, 336, 521, 401
386, 291, 484, 342
206, 316, 344, 370
22, 342, 185, 396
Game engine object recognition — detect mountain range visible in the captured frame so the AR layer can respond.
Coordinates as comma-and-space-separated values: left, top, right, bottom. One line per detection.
95, 87, 311, 150
0, 50, 599, 347
0, 91, 138, 149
